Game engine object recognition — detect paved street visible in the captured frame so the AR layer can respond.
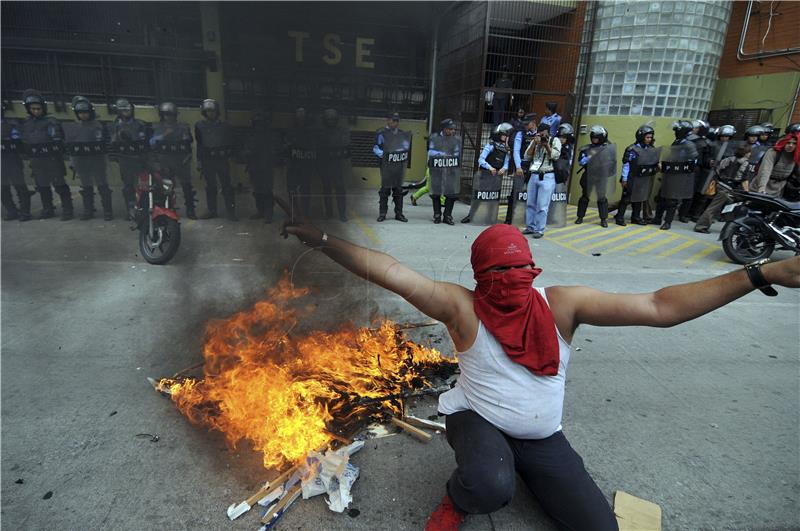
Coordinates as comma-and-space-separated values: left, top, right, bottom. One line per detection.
2, 189, 798, 530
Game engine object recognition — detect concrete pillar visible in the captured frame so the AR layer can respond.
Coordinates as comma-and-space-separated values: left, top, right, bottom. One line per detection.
200, 2, 225, 113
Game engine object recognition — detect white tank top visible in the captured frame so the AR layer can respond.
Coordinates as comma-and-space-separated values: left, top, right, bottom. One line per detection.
438, 287, 571, 439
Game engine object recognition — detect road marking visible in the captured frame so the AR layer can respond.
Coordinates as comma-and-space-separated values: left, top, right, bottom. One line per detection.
683, 245, 719, 265
658, 239, 696, 257
550, 225, 606, 241
565, 226, 627, 245
582, 226, 649, 250
629, 233, 680, 255
604, 231, 662, 253
350, 211, 382, 246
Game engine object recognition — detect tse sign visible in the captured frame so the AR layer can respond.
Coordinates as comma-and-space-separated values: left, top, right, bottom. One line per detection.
288, 31, 375, 69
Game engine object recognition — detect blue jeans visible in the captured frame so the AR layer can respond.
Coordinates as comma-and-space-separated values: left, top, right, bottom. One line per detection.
526, 172, 556, 233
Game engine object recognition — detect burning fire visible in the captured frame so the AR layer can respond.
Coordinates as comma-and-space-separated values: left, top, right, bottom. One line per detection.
159, 275, 456, 469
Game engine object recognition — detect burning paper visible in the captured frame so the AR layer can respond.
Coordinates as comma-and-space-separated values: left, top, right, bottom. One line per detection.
158, 274, 456, 469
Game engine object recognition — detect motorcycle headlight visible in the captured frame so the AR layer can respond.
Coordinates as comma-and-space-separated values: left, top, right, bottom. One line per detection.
162, 178, 174, 192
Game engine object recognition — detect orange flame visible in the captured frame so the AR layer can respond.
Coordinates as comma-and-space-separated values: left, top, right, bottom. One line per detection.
160, 275, 455, 469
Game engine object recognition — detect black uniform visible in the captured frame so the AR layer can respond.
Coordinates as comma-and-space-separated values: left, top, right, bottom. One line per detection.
151, 120, 195, 217
1, 117, 32, 221
374, 125, 411, 222
64, 118, 112, 219
195, 118, 237, 220
615, 142, 659, 225
317, 121, 350, 221
244, 122, 276, 222
285, 123, 317, 219
111, 116, 151, 212
21, 114, 73, 220
678, 132, 712, 221
651, 138, 699, 229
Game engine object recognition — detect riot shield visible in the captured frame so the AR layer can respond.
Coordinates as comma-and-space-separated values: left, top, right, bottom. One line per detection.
659, 143, 697, 200
380, 129, 411, 188
545, 181, 568, 228
629, 145, 659, 203
469, 169, 502, 225
429, 134, 462, 196
510, 173, 528, 227
745, 144, 770, 185
585, 143, 617, 200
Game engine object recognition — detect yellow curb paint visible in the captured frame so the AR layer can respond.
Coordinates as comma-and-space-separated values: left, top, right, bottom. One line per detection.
351, 213, 382, 246
683, 245, 719, 265
564, 226, 627, 245
658, 239, 696, 257
550, 225, 607, 241
629, 233, 680, 255
604, 231, 662, 253
582, 226, 649, 250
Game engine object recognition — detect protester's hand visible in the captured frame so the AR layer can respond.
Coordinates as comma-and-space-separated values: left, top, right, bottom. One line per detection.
282, 221, 326, 247
490, 168, 497, 175
764, 256, 800, 289
515, 168, 523, 177
499, 168, 507, 176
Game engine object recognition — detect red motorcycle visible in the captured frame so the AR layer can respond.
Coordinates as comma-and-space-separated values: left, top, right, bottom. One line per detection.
132, 171, 181, 265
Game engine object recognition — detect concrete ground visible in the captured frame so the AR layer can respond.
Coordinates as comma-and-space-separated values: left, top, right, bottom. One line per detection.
2, 188, 798, 530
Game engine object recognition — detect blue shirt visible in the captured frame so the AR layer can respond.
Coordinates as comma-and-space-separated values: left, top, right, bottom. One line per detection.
513, 129, 537, 169
620, 142, 647, 182
540, 113, 561, 138
427, 131, 461, 158
478, 142, 508, 171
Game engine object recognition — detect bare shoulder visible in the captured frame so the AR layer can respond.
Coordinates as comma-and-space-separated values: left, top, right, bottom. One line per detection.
544, 285, 589, 343
439, 282, 479, 353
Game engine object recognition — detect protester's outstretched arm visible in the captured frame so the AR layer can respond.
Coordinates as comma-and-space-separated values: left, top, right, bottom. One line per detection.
551, 257, 800, 337
283, 223, 466, 327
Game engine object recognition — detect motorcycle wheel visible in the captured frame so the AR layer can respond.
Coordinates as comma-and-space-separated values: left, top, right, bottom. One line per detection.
721, 218, 775, 264
139, 216, 181, 265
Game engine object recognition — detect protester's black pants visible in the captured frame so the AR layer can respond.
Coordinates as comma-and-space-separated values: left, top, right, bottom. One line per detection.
445, 410, 618, 531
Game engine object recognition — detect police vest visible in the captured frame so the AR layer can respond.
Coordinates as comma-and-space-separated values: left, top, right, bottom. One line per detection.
485, 142, 506, 170
21, 116, 64, 157
112, 118, 149, 154
152, 122, 192, 153
65, 121, 107, 156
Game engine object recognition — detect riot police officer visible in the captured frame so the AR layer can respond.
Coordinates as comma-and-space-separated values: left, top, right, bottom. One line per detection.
506, 113, 538, 223
285, 107, 317, 220
759, 123, 775, 147
427, 118, 462, 225
576, 125, 616, 227
650, 120, 699, 230
64, 96, 112, 220
244, 110, 276, 223
195, 98, 237, 221
373, 112, 411, 222
614, 125, 659, 226
19, 89, 73, 220
678, 119, 712, 222
1, 102, 33, 221
150, 102, 196, 219
462, 122, 512, 225
110, 98, 151, 218
317, 108, 350, 222
743, 125, 770, 189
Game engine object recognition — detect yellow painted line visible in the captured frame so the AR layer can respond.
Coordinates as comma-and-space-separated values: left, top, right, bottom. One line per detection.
583, 226, 649, 250
540, 223, 583, 236
550, 225, 607, 241
658, 239, 697, 257
629, 233, 680, 255
545, 237, 589, 256
683, 245, 719, 266
351, 212, 382, 246
565, 226, 627, 245
604, 231, 661, 253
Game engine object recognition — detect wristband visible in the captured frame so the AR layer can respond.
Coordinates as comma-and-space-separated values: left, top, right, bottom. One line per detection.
744, 258, 778, 296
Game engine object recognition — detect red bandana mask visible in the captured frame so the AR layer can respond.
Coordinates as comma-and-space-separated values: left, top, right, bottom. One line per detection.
471, 224, 560, 376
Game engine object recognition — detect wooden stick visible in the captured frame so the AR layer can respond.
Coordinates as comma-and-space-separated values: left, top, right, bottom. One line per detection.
260, 483, 302, 524
391, 416, 432, 442
402, 415, 446, 432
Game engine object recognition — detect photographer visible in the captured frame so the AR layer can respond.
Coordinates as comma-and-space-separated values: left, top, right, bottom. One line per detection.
521, 123, 561, 238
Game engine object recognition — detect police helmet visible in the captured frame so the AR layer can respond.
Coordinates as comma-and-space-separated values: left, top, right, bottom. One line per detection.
22, 89, 46, 115
707, 126, 719, 141
556, 123, 574, 139
388, 112, 400, 121
635, 125, 655, 144
760, 122, 775, 135
786, 122, 800, 134
200, 98, 219, 118
692, 119, 710, 136
72, 96, 95, 119
744, 125, 766, 138
492, 122, 514, 141
115, 98, 134, 116
672, 120, 694, 139
158, 102, 178, 119
440, 118, 456, 130
589, 125, 608, 143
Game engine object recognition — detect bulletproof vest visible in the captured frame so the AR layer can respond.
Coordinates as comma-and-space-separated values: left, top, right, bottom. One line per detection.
64, 120, 107, 157
428, 132, 460, 168
629, 144, 659, 177
21, 116, 64, 157
287, 127, 316, 162
518, 130, 536, 161
317, 126, 350, 160
196, 119, 234, 158
381, 127, 410, 165
559, 142, 572, 161
113, 117, 149, 154
746, 145, 770, 177
152, 121, 192, 154
1, 119, 22, 157
485, 142, 507, 170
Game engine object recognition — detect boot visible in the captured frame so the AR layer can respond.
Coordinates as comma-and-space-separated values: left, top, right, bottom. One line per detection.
649, 199, 665, 225
200, 186, 217, 219
377, 189, 390, 222
661, 204, 676, 230
392, 188, 407, 222
576, 195, 589, 224
224, 191, 238, 222
443, 197, 456, 225
1, 186, 19, 220
432, 194, 442, 224
121, 185, 136, 219
615, 197, 629, 226
79, 186, 95, 220
99, 186, 113, 221
678, 199, 691, 223
250, 193, 265, 220
631, 202, 645, 225
38, 186, 55, 219
597, 198, 609, 227
16, 186, 32, 222
55, 184, 74, 221
183, 184, 197, 220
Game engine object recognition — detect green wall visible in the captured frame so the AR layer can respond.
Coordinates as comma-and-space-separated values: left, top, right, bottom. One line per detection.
710, 72, 800, 131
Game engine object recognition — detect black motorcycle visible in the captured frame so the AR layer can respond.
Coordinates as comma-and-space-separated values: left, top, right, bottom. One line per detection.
718, 184, 800, 264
